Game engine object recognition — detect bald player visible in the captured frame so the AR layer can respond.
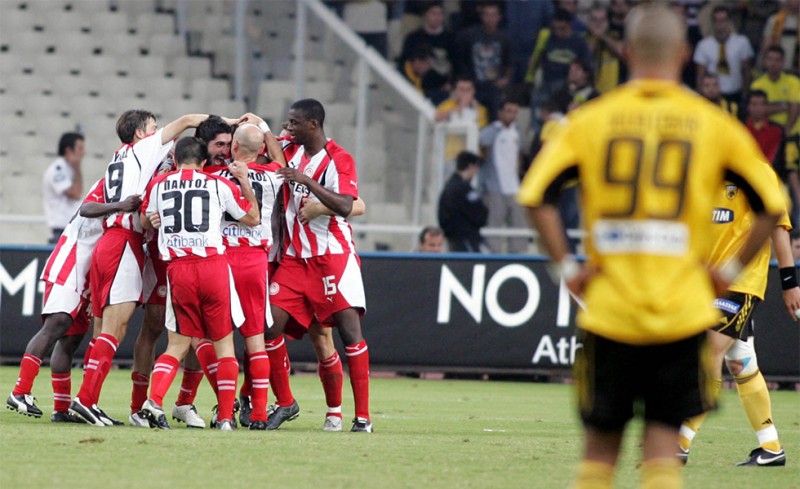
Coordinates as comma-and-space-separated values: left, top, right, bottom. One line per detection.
203, 122, 284, 430
517, 4, 784, 489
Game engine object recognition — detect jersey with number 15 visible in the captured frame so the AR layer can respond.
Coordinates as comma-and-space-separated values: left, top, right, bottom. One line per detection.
142, 169, 253, 260
517, 79, 785, 345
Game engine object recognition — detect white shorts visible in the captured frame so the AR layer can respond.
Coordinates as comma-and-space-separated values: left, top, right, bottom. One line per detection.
42, 281, 82, 317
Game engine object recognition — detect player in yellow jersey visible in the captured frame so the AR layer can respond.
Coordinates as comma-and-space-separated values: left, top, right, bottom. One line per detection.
516, 5, 784, 489
677, 165, 800, 467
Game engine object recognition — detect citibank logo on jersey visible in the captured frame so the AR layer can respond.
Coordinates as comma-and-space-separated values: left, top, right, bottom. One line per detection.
166, 234, 209, 248
222, 224, 261, 238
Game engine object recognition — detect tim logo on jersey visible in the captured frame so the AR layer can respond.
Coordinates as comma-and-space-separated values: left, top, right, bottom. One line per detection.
712, 207, 734, 223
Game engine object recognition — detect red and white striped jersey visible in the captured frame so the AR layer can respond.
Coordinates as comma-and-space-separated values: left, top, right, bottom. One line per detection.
280, 138, 359, 258
103, 129, 174, 233
205, 162, 283, 249
40, 178, 106, 297
142, 169, 252, 261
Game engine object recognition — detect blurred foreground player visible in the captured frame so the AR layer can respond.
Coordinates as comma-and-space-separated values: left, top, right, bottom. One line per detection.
517, 4, 784, 488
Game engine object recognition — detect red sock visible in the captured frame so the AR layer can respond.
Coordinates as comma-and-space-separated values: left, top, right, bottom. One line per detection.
130, 371, 150, 414
149, 355, 180, 407
51, 372, 71, 413
77, 333, 118, 406
239, 353, 252, 399
82, 340, 95, 375
215, 357, 239, 422
266, 337, 294, 407
13, 354, 42, 396
175, 369, 204, 406
194, 340, 219, 395
345, 340, 370, 420
319, 351, 343, 417
248, 351, 270, 422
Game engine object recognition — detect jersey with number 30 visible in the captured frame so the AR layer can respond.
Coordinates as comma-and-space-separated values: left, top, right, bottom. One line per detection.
142, 169, 252, 260
103, 128, 173, 233
517, 79, 785, 345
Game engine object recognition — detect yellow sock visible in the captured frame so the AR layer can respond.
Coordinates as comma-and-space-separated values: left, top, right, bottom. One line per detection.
735, 370, 781, 452
678, 378, 721, 451
571, 460, 614, 489
641, 458, 683, 489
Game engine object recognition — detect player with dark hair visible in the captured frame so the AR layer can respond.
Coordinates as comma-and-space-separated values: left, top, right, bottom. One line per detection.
265, 98, 373, 433
43, 132, 85, 243
69, 110, 239, 426
518, 4, 784, 488
138, 136, 260, 431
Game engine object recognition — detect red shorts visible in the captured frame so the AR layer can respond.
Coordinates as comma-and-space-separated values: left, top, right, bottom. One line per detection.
41, 281, 91, 336
90, 228, 145, 316
270, 254, 365, 336
143, 254, 168, 306
165, 255, 235, 342
268, 260, 308, 340
227, 247, 271, 337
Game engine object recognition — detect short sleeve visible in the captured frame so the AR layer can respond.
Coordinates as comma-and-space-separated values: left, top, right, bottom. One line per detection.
517, 119, 579, 208
142, 179, 158, 216
49, 164, 74, 194
83, 178, 106, 204
330, 150, 358, 198
133, 128, 174, 192
219, 179, 251, 220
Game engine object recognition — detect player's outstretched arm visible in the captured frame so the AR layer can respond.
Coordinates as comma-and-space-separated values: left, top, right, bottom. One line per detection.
80, 195, 142, 218
264, 131, 287, 168
771, 225, 800, 319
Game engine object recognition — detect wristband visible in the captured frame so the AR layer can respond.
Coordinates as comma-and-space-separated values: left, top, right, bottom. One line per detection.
257, 121, 271, 133
547, 255, 580, 283
717, 259, 744, 284
779, 267, 798, 290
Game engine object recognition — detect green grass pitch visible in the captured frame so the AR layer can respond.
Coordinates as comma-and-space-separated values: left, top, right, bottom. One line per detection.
0, 366, 797, 488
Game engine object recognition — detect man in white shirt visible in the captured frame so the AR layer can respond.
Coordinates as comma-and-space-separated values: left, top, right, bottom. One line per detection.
42, 132, 85, 243
479, 100, 528, 254
694, 5, 754, 112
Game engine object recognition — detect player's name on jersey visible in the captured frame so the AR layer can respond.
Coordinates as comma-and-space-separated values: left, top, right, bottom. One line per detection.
215, 168, 276, 182
609, 112, 698, 132
163, 179, 209, 190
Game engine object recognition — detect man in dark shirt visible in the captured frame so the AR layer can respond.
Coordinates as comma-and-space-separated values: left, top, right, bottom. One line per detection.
438, 151, 488, 253
399, 2, 456, 79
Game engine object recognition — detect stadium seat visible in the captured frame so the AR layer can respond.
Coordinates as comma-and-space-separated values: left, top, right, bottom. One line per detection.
255, 80, 295, 121
6, 30, 55, 56
190, 78, 231, 103
88, 12, 130, 35
112, 0, 159, 17
144, 33, 186, 58
53, 32, 102, 57
145, 77, 188, 102
134, 12, 175, 37
208, 99, 246, 119
5, 73, 51, 97
78, 55, 120, 78
0, 9, 38, 33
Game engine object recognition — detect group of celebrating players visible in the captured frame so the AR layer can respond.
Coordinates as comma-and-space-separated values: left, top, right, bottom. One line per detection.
7, 98, 373, 433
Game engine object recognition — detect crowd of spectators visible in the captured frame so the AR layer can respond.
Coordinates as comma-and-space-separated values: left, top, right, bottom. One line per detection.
330, 0, 799, 250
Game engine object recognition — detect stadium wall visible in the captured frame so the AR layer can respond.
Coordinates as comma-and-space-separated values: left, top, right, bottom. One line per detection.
1, 246, 797, 380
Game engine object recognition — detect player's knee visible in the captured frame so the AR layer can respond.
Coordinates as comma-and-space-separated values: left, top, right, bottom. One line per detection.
41, 313, 73, 339
724, 338, 758, 376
